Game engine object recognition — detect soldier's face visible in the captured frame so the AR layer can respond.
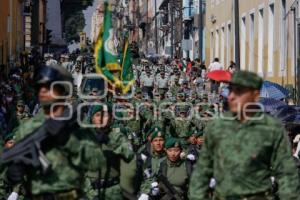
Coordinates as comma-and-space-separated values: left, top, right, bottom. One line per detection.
5, 140, 15, 149
188, 135, 197, 145
151, 137, 165, 153
92, 111, 110, 127
197, 136, 204, 146
166, 147, 181, 162
228, 85, 260, 114
38, 85, 61, 103
135, 92, 141, 99
17, 105, 24, 112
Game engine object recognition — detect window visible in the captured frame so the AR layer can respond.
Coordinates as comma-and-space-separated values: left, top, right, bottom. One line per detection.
249, 13, 255, 71
227, 23, 231, 66
240, 16, 246, 70
268, 3, 274, 76
258, 8, 264, 75
221, 26, 225, 65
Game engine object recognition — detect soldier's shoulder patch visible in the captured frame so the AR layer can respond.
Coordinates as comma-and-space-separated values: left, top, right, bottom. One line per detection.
113, 127, 121, 132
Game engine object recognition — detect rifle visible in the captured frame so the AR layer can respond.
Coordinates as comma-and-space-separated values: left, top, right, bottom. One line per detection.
1, 104, 78, 174
155, 175, 184, 200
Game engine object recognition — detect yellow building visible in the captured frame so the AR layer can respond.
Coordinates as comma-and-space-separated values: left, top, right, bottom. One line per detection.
206, 0, 298, 86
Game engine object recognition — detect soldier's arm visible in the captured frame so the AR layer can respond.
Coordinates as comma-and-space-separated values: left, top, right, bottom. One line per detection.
188, 122, 214, 200
139, 176, 154, 195
271, 124, 300, 200
107, 127, 135, 161
64, 128, 106, 171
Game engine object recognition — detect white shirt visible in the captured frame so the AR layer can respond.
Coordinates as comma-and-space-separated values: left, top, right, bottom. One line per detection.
46, 59, 58, 66
142, 75, 154, 87
208, 61, 223, 71
72, 72, 83, 88
156, 75, 169, 89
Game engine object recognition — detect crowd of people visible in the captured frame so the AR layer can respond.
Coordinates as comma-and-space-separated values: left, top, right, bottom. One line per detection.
0, 51, 299, 200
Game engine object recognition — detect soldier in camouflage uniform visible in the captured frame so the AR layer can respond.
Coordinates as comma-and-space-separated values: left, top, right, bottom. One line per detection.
189, 70, 300, 200
170, 104, 193, 138
182, 129, 203, 162
0, 134, 27, 200
5, 64, 106, 200
138, 129, 167, 198
8, 100, 31, 132
84, 104, 135, 200
139, 137, 191, 200
170, 76, 181, 97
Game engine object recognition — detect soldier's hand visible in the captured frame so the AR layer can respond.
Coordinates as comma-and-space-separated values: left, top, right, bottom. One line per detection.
138, 194, 149, 200
150, 182, 160, 196
187, 154, 196, 161
7, 192, 18, 200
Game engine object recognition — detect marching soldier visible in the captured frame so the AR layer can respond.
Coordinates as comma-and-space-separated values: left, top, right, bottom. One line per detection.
170, 104, 193, 138
45, 54, 57, 66
84, 104, 135, 200
189, 70, 300, 200
8, 100, 31, 132
170, 76, 180, 97
141, 68, 154, 99
5, 64, 106, 199
138, 129, 166, 199
139, 138, 191, 200
155, 70, 169, 96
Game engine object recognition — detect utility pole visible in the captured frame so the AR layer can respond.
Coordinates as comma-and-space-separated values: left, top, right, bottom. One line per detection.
155, 0, 158, 54
234, 0, 240, 70
170, 0, 174, 58
292, 1, 300, 104
283, 0, 299, 103
146, 0, 148, 54
292, 7, 298, 103
198, 0, 203, 61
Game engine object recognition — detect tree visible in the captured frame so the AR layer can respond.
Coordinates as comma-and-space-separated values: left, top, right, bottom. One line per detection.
61, 0, 94, 44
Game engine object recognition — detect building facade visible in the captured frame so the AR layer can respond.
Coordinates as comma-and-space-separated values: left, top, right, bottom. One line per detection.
206, 0, 299, 86
0, 0, 25, 67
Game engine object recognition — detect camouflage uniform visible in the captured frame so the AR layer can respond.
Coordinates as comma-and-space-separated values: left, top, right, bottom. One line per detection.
8, 100, 31, 132
189, 71, 300, 200
84, 105, 135, 200
140, 138, 190, 200
139, 130, 166, 194
4, 65, 106, 199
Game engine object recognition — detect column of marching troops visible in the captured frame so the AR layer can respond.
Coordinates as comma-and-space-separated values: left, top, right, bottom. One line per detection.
0, 53, 299, 200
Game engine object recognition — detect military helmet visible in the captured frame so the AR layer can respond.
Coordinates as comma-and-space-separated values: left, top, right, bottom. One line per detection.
165, 137, 182, 149
36, 64, 73, 85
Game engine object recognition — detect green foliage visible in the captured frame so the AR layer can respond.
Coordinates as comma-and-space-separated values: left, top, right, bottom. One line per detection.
64, 11, 85, 43
61, 0, 94, 44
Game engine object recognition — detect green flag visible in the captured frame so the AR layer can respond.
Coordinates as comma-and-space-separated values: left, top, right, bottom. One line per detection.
95, 1, 122, 87
121, 34, 133, 82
